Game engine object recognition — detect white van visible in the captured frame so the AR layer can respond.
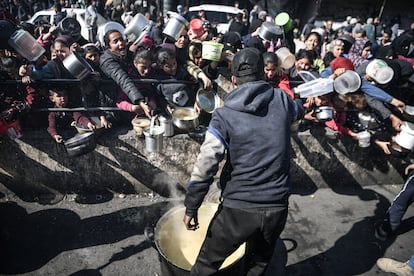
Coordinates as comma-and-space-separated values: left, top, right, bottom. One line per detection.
188, 4, 242, 34
27, 8, 107, 40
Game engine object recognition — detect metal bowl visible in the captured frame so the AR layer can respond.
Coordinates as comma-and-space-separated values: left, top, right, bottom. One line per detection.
172, 107, 199, 131
257, 22, 283, 42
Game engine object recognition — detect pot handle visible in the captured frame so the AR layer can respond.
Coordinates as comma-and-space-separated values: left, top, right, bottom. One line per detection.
144, 226, 156, 246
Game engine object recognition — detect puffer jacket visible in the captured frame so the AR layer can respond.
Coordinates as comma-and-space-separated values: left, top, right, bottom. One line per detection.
100, 50, 145, 104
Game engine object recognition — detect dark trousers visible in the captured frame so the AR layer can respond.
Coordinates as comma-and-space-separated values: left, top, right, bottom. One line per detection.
385, 171, 414, 231
190, 204, 288, 276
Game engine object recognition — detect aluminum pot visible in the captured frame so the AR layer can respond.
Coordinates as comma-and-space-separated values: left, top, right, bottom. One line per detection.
63, 52, 94, 80
64, 132, 96, 157
196, 88, 222, 113
162, 13, 189, 41
124, 13, 149, 43
172, 107, 199, 131
257, 22, 283, 42
314, 106, 334, 122
145, 203, 246, 276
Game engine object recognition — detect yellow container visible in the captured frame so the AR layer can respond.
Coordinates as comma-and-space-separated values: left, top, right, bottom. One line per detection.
202, 41, 224, 61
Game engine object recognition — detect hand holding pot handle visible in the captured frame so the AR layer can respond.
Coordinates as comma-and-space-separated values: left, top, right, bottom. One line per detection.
183, 214, 199, 231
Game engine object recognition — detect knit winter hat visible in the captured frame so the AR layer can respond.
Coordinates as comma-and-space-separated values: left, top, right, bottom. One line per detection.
330, 57, 355, 71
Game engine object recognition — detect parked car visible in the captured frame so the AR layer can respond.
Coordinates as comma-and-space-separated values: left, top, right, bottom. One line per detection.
188, 4, 242, 34
27, 8, 107, 41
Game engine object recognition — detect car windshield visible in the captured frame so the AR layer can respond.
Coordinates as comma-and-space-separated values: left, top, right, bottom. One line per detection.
188, 11, 230, 25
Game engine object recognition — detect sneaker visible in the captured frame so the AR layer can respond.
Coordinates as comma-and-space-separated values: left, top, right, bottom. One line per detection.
377, 258, 414, 276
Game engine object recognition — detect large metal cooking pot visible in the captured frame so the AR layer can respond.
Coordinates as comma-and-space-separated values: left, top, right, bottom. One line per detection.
63, 52, 94, 80
172, 107, 199, 131
257, 22, 283, 42
163, 13, 189, 41
64, 132, 96, 157
124, 13, 149, 43
147, 203, 246, 276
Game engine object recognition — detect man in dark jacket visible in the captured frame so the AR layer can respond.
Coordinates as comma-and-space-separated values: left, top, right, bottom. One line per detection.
183, 47, 304, 275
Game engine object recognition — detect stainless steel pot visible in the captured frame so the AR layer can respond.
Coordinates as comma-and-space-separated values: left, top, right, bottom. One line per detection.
146, 203, 246, 276
162, 13, 189, 41
124, 13, 149, 43
196, 88, 222, 113
63, 52, 94, 80
314, 106, 334, 122
257, 22, 283, 42
64, 132, 96, 157
172, 107, 199, 131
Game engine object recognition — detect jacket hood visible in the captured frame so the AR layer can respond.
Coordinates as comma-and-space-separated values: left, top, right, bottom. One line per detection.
224, 81, 274, 113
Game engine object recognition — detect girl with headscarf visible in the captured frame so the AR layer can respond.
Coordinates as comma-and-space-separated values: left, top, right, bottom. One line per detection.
348, 37, 372, 69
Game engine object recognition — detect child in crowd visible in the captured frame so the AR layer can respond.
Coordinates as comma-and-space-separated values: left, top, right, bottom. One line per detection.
47, 87, 94, 143
155, 47, 197, 109
263, 52, 294, 99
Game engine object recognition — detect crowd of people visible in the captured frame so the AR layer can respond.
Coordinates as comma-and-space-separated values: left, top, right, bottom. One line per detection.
1, 1, 414, 274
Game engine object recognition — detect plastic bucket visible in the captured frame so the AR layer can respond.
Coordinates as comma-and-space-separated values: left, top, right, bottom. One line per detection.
275, 47, 295, 69
333, 70, 361, 94
294, 78, 334, 98
275, 12, 293, 32
357, 130, 371, 148
202, 41, 224, 61
395, 122, 414, 150
163, 14, 189, 41
189, 18, 204, 37
8, 29, 45, 61
365, 59, 394, 84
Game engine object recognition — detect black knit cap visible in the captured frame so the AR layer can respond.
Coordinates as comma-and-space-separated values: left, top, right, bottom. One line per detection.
232, 47, 263, 77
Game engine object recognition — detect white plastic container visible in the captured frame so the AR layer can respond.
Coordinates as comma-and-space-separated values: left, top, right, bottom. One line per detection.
275, 47, 295, 69
357, 130, 371, 148
395, 122, 414, 150
294, 78, 334, 98
8, 29, 45, 61
333, 70, 361, 94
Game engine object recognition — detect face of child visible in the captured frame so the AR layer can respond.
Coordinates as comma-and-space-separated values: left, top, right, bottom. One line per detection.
361, 46, 371, 59
85, 51, 100, 64
305, 34, 319, 51
162, 58, 177, 76
296, 57, 311, 72
108, 31, 126, 56
134, 58, 152, 78
264, 63, 278, 80
50, 92, 68, 108
54, 41, 70, 60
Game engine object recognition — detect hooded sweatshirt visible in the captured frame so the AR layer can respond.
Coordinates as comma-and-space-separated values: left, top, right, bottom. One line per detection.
185, 80, 303, 215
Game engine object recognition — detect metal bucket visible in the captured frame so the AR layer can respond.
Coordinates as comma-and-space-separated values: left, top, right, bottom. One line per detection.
162, 14, 188, 41
143, 118, 164, 152
159, 115, 174, 137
